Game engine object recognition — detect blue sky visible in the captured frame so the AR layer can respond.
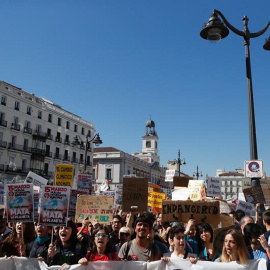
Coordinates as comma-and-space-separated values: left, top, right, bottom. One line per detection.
0, 1, 270, 178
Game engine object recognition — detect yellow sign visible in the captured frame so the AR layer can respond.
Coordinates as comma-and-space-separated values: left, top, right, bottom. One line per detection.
188, 180, 204, 201
54, 164, 74, 187
148, 191, 166, 213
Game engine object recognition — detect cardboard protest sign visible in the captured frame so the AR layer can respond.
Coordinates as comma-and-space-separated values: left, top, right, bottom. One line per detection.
69, 189, 88, 217
122, 177, 148, 212
219, 201, 231, 214
219, 214, 234, 227
115, 184, 123, 206
236, 200, 256, 216
148, 183, 161, 192
207, 177, 221, 198
162, 200, 220, 226
75, 195, 114, 224
0, 184, 4, 205
39, 186, 70, 226
77, 174, 92, 194
261, 182, 270, 204
188, 180, 204, 201
173, 176, 192, 188
148, 191, 166, 213
172, 188, 189, 200
5, 184, 34, 223
243, 186, 265, 205
25, 171, 48, 187
54, 164, 74, 187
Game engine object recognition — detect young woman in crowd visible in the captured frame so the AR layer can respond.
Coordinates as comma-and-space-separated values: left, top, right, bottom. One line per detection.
79, 225, 119, 265
196, 223, 214, 261
215, 229, 249, 265
47, 220, 87, 267
1, 222, 35, 257
115, 226, 132, 253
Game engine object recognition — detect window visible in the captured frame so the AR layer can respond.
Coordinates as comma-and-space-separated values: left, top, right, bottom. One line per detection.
146, 141, 151, 148
80, 153, 83, 162
27, 106, 32, 115
92, 168, 96, 180
66, 121, 70, 129
55, 147, 60, 154
155, 141, 158, 148
48, 114, 52, 123
74, 124, 78, 132
81, 127, 85, 135
1, 96, 6, 106
38, 110, 42, 119
15, 101, 20, 111
22, 159, 27, 172
47, 128, 51, 136
25, 121, 31, 128
23, 139, 29, 150
87, 130, 91, 136
106, 168, 112, 181
11, 136, 16, 146
58, 117, 61, 126
36, 124, 41, 132
87, 156, 90, 166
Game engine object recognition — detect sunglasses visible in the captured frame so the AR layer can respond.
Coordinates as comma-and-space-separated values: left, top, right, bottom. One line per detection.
95, 233, 108, 238
120, 232, 130, 237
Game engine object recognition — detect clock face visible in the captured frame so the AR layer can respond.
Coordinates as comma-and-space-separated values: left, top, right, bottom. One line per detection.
146, 141, 151, 148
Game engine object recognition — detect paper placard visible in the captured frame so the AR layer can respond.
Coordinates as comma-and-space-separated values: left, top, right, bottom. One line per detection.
162, 200, 220, 226
207, 177, 221, 198
54, 164, 74, 187
24, 171, 48, 187
188, 180, 204, 201
77, 174, 92, 194
261, 182, 270, 204
172, 188, 189, 200
39, 185, 70, 226
236, 200, 256, 216
148, 191, 166, 213
122, 177, 148, 212
5, 184, 34, 223
75, 195, 114, 224
115, 184, 123, 206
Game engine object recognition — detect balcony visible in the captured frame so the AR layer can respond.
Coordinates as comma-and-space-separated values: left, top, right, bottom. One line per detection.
45, 151, 52, 158
33, 130, 47, 139
72, 157, 78, 163
54, 153, 62, 160
63, 155, 70, 161
55, 137, 62, 143
79, 159, 84, 164
0, 140, 7, 148
0, 119, 7, 127
11, 123, 21, 131
24, 127, 32, 134
64, 140, 70, 145
0, 164, 5, 171
8, 143, 32, 153
47, 134, 53, 140
31, 148, 46, 155
1, 101, 6, 106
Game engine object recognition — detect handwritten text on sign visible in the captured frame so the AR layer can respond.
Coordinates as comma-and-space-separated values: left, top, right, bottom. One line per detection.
162, 200, 220, 225
75, 195, 114, 224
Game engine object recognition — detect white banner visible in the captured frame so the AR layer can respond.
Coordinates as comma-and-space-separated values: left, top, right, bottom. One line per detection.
0, 258, 265, 270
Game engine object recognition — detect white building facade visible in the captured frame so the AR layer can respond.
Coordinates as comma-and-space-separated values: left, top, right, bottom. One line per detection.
93, 147, 167, 191
0, 81, 96, 181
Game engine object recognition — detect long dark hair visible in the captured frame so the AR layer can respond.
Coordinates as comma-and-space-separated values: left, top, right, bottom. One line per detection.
55, 220, 78, 248
90, 225, 115, 254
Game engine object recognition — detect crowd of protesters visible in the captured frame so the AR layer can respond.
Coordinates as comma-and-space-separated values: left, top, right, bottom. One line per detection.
1, 204, 270, 269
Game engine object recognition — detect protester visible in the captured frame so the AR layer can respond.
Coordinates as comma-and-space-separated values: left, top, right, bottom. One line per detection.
118, 214, 162, 261
0, 207, 11, 256
263, 211, 270, 245
234, 210, 245, 231
110, 215, 123, 246
244, 223, 270, 269
1, 222, 35, 257
115, 226, 132, 253
215, 229, 248, 265
240, 216, 254, 233
197, 223, 214, 261
79, 225, 119, 265
26, 223, 51, 260
184, 219, 198, 255
47, 220, 87, 267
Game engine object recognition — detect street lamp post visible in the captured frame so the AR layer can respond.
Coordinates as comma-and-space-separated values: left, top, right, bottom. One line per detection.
200, 10, 270, 186
193, 165, 203, 180
72, 133, 103, 171
177, 149, 186, 176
